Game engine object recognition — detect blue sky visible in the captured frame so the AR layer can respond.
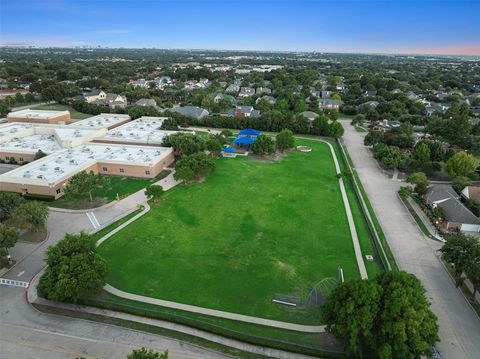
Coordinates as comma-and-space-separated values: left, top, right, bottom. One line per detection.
1, 0, 479, 54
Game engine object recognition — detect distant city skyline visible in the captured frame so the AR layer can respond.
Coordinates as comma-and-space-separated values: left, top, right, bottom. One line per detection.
1, 0, 479, 55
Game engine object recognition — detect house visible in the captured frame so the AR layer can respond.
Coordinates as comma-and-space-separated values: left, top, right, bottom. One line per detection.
84, 89, 107, 103
319, 99, 340, 111
461, 186, 480, 203
256, 96, 276, 105
170, 106, 209, 120
358, 100, 380, 109
228, 106, 260, 118
363, 90, 377, 97
213, 93, 236, 105
255, 87, 271, 95
135, 98, 158, 107
424, 185, 480, 233
426, 102, 449, 116
130, 79, 150, 88
225, 84, 240, 94
292, 85, 303, 95
238, 87, 255, 98
373, 119, 401, 132
300, 111, 318, 122
321, 90, 332, 98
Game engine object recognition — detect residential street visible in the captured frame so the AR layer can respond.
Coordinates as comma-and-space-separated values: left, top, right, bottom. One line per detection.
341, 120, 480, 359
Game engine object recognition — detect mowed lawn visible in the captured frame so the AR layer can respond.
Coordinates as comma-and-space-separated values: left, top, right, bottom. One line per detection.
98, 140, 361, 324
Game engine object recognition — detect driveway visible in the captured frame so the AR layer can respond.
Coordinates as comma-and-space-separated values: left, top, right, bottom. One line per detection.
341, 120, 480, 359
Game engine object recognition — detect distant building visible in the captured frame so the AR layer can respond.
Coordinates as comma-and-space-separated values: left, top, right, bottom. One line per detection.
424, 185, 480, 233
426, 102, 449, 116
318, 98, 340, 111
256, 95, 276, 105
135, 98, 157, 107
170, 106, 209, 120
255, 87, 271, 95
363, 90, 377, 97
225, 84, 240, 94
373, 119, 401, 132
300, 111, 319, 122
228, 106, 260, 118
238, 87, 255, 98
358, 100, 380, 109
84, 89, 107, 103
7, 109, 71, 125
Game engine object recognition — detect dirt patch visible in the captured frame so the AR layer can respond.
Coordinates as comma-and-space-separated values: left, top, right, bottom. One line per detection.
256, 232, 263, 238
276, 260, 297, 278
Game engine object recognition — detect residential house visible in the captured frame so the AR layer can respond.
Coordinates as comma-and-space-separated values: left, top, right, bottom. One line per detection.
130, 79, 150, 88
238, 87, 255, 98
225, 84, 240, 95
363, 90, 377, 97
84, 89, 107, 103
135, 98, 162, 111
170, 106, 209, 120
300, 111, 318, 122
426, 102, 449, 116
255, 87, 271, 95
292, 85, 303, 95
373, 119, 401, 132
309, 87, 320, 98
213, 93, 236, 105
358, 100, 380, 110
461, 186, 480, 203
319, 99, 340, 111
424, 185, 480, 233
228, 106, 260, 118
321, 90, 332, 98
256, 96, 276, 105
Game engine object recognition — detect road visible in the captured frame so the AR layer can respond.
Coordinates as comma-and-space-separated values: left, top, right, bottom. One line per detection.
341, 120, 480, 359
0, 287, 227, 359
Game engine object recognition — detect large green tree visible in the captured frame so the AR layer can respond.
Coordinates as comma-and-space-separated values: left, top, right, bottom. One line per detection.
173, 152, 215, 183
12, 201, 49, 232
251, 134, 275, 155
275, 129, 295, 151
64, 171, 111, 202
127, 348, 168, 359
323, 271, 439, 359
440, 234, 478, 288
0, 192, 25, 222
444, 151, 479, 178
0, 224, 19, 257
38, 232, 107, 302
406, 172, 429, 195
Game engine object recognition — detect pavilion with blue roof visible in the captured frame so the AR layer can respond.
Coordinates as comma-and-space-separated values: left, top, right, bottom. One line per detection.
232, 128, 262, 151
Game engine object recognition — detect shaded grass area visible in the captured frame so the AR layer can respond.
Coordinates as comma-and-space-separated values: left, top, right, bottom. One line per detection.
79, 290, 344, 357
32, 303, 272, 359
35, 103, 91, 120
50, 170, 170, 209
98, 139, 363, 324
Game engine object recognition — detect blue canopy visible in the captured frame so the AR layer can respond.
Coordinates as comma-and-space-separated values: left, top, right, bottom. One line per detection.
233, 136, 256, 145
223, 146, 236, 153
239, 128, 261, 136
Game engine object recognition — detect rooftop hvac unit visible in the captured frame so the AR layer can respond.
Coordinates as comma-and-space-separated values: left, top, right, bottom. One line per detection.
37, 175, 44, 179
23, 171, 31, 178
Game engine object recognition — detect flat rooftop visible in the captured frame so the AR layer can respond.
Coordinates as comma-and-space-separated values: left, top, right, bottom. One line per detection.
0, 122, 105, 152
1, 143, 172, 185
7, 109, 69, 120
73, 113, 131, 129
98, 116, 179, 144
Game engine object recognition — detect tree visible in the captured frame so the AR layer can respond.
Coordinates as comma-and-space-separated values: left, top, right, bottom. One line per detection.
162, 133, 206, 157
373, 144, 407, 169
452, 176, 472, 194
465, 244, 480, 300
275, 129, 295, 151
206, 137, 223, 155
440, 234, 478, 287
64, 171, 111, 202
0, 224, 19, 256
37, 232, 107, 302
251, 134, 275, 155
328, 121, 344, 138
174, 152, 215, 183
0, 192, 25, 221
406, 172, 429, 195
127, 348, 168, 359
444, 151, 479, 178
364, 130, 384, 146
144, 185, 163, 203
160, 118, 178, 130
323, 271, 439, 358
34, 149, 47, 160
322, 279, 382, 356
12, 201, 49, 232
413, 143, 431, 164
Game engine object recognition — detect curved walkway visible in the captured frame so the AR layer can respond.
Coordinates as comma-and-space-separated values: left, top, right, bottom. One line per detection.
104, 284, 325, 333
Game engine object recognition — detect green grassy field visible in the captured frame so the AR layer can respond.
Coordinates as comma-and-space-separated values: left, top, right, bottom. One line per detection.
50, 170, 170, 209
98, 139, 379, 324
35, 104, 91, 120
